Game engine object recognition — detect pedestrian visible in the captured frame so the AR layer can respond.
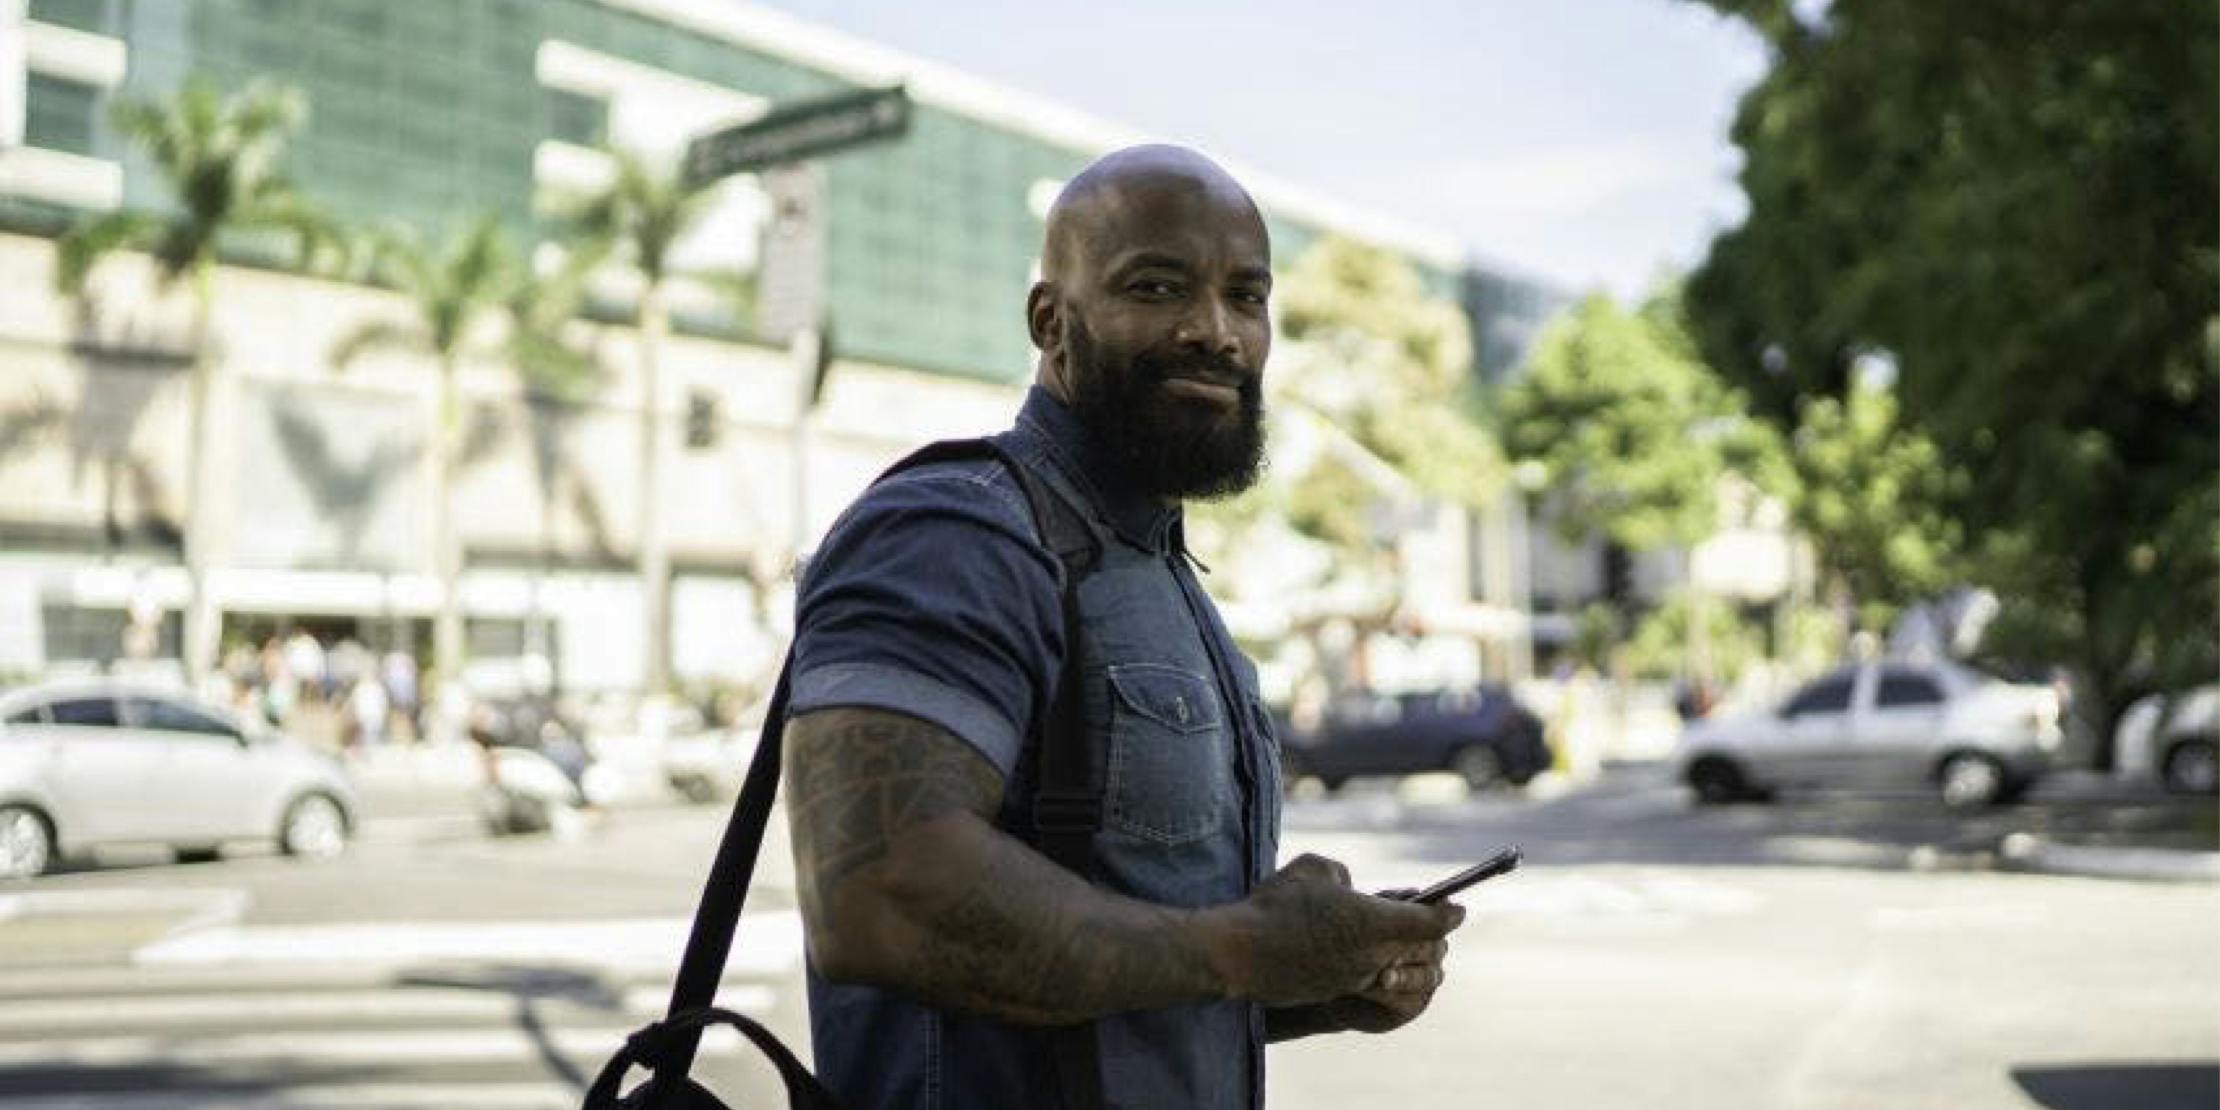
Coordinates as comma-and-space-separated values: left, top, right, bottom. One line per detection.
381, 650, 420, 742
782, 145, 1466, 1110
348, 675, 389, 750
283, 629, 326, 704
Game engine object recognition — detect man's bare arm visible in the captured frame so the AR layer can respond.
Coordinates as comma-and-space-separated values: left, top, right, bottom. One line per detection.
783, 706, 1228, 1025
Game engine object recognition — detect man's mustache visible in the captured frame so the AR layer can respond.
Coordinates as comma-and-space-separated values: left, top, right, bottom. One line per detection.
1135, 354, 1257, 397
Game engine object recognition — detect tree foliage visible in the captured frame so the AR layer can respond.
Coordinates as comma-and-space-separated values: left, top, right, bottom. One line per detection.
1274, 236, 1498, 511
1787, 370, 1966, 634
1685, 0, 2220, 748
56, 79, 338, 294
1499, 289, 1786, 552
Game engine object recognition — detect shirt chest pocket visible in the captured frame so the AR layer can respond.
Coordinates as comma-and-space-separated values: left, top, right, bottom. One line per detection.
1103, 664, 1233, 845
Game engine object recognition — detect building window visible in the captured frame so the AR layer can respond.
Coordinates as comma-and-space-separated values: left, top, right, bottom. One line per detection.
29, 0, 109, 34
25, 72, 101, 156
544, 87, 606, 148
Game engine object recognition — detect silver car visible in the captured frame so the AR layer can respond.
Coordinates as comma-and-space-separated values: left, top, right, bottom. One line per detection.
0, 681, 357, 879
1678, 661, 2064, 807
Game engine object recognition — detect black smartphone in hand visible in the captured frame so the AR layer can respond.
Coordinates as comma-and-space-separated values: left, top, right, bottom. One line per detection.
1388, 845, 1522, 904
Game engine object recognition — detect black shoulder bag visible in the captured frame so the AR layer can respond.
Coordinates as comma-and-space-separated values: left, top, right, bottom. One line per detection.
584, 437, 1108, 1110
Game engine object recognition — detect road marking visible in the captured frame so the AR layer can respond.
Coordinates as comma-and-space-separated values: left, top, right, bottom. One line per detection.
132, 911, 805, 974
0, 984, 771, 1033
0, 1082, 580, 1109
0, 887, 249, 934
1869, 904, 2044, 932
0, 1023, 768, 1068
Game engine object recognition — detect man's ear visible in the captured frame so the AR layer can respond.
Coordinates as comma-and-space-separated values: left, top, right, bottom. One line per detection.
1026, 281, 1059, 353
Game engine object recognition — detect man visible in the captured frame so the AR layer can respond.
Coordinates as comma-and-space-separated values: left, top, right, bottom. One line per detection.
783, 144, 1465, 1110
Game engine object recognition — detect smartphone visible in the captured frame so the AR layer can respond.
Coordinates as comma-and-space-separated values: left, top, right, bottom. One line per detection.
1389, 846, 1522, 904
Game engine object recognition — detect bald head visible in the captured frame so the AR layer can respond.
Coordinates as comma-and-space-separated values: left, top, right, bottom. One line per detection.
1025, 144, 1274, 502
1042, 145, 1268, 284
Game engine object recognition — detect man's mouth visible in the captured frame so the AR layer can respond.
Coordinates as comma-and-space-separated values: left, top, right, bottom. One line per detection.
1157, 374, 1242, 409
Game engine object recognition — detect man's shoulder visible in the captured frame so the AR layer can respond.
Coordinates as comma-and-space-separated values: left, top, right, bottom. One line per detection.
812, 447, 1045, 569
860, 450, 1032, 524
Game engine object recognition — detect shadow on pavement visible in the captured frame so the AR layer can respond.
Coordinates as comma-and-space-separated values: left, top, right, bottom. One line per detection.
396, 962, 627, 1093
2011, 1061, 2219, 1109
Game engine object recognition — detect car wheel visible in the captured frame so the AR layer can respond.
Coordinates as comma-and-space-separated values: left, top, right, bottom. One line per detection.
1686, 757, 1754, 805
278, 793, 349, 860
2161, 737, 2219, 795
1938, 753, 2006, 808
0, 806, 54, 880
1452, 745, 1504, 791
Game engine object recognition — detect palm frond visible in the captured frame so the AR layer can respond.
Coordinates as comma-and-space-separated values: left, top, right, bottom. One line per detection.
329, 318, 428, 370
55, 211, 166, 294
240, 182, 345, 274
508, 327, 602, 404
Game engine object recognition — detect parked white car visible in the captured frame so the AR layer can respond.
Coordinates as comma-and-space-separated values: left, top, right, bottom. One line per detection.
1678, 661, 2063, 808
0, 680, 358, 879
2115, 685, 2218, 795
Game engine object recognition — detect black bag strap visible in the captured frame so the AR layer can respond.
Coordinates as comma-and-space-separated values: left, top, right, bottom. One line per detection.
635, 436, 1107, 1108
584, 1005, 837, 1109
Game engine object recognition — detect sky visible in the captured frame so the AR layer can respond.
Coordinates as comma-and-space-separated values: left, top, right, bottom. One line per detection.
761, 0, 1773, 299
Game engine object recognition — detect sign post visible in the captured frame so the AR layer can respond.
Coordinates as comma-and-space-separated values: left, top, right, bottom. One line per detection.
682, 85, 910, 559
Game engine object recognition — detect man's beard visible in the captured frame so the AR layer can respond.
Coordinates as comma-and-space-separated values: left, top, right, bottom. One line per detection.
1063, 317, 1267, 501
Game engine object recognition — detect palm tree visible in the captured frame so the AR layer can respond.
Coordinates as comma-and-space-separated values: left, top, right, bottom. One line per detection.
330, 215, 593, 691
54, 79, 338, 685
544, 146, 728, 699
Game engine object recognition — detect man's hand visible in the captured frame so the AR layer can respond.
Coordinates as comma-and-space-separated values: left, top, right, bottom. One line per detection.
1204, 854, 1465, 1012
1319, 933, 1453, 1033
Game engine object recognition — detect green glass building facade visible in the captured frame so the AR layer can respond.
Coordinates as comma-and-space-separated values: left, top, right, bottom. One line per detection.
15, 0, 1458, 384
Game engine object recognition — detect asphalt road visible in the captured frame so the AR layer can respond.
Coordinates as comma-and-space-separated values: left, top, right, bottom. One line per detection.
0, 769, 2212, 1108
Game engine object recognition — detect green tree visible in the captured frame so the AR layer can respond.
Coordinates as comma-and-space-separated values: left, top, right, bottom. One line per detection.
1787, 369, 1966, 634
1274, 236, 1498, 509
331, 215, 596, 689
543, 145, 728, 698
54, 79, 337, 684
1685, 0, 2219, 757
1499, 289, 1788, 680
1499, 290, 1784, 552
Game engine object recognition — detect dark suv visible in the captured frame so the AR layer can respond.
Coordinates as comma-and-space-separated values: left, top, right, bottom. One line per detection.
1277, 686, 1552, 793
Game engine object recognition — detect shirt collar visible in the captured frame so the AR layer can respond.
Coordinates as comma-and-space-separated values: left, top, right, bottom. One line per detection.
1012, 385, 1182, 554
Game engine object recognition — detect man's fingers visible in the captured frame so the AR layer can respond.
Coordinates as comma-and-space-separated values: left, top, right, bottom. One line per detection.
1370, 964, 1445, 994
1288, 853, 1353, 888
1374, 896, 1466, 940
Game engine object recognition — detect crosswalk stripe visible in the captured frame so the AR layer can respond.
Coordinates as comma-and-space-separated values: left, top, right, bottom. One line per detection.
0, 1082, 580, 1110
131, 912, 805, 975
0, 984, 774, 1034
0, 1021, 784, 1069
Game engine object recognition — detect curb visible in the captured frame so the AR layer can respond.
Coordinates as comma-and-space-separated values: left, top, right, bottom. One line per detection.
1997, 833, 2220, 883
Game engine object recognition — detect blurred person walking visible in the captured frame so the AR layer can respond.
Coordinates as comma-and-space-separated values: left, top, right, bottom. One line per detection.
284, 630, 327, 705
382, 649, 421, 742
780, 145, 1466, 1110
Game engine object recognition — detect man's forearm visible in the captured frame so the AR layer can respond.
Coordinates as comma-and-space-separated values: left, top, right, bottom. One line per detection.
1264, 1002, 1343, 1043
787, 707, 1235, 1026
871, 814, 1229, 1024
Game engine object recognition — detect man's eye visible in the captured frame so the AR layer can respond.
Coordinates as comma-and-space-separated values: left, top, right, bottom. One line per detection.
1129, 279, 1182, 298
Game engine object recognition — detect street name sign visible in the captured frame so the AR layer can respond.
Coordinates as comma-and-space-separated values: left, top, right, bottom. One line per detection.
684, 84, 911, 186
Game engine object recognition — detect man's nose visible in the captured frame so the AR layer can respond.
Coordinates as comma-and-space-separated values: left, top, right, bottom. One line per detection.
1174, 296, 1243, 362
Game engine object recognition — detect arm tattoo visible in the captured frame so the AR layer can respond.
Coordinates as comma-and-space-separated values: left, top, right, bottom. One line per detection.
784, 707, 1003, 894
911, 838, 1213, 1024
785, 707, 1220, 1024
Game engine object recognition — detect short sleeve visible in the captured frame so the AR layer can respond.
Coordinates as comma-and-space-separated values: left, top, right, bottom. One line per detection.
788, 462, 1064, 776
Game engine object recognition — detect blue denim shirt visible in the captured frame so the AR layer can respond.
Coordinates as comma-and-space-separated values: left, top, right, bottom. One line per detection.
790, 386, 1284, 1110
